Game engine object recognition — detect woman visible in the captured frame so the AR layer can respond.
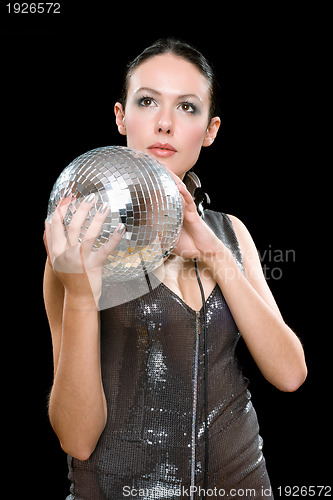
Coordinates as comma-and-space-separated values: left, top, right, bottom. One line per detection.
44, 39, 307, 499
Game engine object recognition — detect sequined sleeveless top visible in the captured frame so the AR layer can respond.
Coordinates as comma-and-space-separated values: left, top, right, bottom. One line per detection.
66, 211, 273, 499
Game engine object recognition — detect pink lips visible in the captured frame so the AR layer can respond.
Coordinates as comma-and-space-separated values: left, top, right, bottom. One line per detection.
148, 142, 177, 158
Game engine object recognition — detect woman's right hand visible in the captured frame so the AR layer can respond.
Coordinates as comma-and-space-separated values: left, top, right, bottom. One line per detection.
44, 194, 126, 303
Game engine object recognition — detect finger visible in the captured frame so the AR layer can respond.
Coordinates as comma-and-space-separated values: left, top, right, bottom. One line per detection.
176, 180, 191, 199
50, 203, 69, 257
59, 192, 75, 208
96, 223, 127, 263
55, 195, 75, 223
48, 195, 77, 258
67, 194, 96, 245
160, 164, 188, 191
177, 182, 198, 214
83, 203, 110, 250
162, 168, 195, 212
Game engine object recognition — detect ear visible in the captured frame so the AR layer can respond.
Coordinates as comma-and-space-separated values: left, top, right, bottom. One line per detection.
202, 116, 221, 147
114, 102, 127, 136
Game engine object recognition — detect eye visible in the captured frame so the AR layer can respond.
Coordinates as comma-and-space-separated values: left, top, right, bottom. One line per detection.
177, 101, 197, 114
138, 96, 157, 108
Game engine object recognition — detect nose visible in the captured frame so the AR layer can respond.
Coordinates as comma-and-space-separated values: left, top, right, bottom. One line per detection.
155, 109, 173, 135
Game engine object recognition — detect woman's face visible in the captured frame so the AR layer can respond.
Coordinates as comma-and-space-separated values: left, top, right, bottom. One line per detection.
115, 54, 220, 178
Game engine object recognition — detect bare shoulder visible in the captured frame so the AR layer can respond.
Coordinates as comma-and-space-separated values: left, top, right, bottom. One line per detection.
226, 214, 258, 259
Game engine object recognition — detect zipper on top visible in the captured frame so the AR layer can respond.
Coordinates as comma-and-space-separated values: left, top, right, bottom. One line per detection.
190, 311, 201, 499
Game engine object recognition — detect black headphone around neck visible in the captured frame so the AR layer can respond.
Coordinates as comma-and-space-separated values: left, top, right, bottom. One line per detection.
183, 171, 210, 218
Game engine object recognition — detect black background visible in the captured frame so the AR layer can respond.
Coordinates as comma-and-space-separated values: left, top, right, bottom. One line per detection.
2, 3, 329, 498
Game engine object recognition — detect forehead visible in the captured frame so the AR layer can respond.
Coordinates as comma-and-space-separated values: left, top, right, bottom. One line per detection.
128, 53, 210, 102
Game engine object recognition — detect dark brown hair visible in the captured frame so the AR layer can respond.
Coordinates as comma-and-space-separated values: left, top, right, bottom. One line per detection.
119, 38, 220, 121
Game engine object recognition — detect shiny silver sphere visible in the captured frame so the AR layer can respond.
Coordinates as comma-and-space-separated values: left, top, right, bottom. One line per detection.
47, 146, 183, 281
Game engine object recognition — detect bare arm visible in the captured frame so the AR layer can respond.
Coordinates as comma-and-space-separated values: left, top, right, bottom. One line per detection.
175, 182, 307, 392
43, 196, 125, 460
44, 262, 107, 461
206, 215, 307, 391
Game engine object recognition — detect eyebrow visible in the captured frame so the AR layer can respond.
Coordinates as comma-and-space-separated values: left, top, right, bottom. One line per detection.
134, 87, 203, 102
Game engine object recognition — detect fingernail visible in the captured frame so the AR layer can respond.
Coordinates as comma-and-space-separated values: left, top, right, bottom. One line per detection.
116, 223, 126, 235
85, 193, 96, 204
99, 202, 109, 214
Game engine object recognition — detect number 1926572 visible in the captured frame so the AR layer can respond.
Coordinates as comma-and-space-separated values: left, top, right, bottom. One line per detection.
6, 3, 60, 14
277, 485, 331, 497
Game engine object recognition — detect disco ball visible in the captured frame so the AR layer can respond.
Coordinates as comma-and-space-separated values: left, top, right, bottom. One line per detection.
47, 146, 183, 281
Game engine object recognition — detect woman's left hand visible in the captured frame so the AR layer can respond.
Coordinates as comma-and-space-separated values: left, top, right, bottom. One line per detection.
173, 178, 223, 260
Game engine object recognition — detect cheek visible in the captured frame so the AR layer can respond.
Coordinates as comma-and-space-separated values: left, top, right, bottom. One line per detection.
123, 110, 153, 149
181, 122, 207, 155
192, 127, 207, 147
124, 117, 144, 147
